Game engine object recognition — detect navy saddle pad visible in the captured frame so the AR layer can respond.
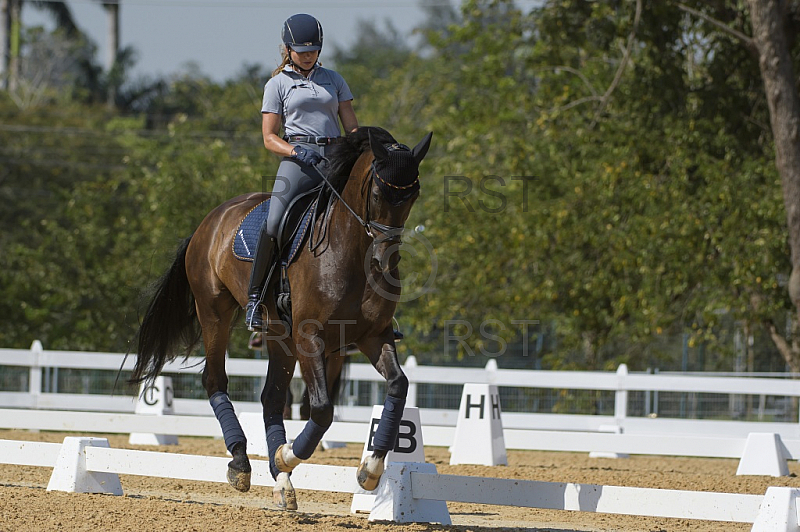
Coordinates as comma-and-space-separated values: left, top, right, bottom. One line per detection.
232, 198, 315, 265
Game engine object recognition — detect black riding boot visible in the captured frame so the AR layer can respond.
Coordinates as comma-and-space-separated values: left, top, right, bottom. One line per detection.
245, 233, 277, 331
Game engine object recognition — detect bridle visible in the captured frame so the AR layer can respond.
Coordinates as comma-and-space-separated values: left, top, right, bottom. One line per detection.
309, 156, 419, 248
363, 161, 420, 244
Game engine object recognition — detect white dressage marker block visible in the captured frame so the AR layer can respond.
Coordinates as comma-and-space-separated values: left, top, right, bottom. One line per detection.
369, 462, 451, 525
128, 376, 178, 445
589, 424, 630, 459
351, 405, 425, 513
736, 433, 789, 477
751, 486, 800, 531
129, 376, 179, 446
47, 437, 123, 495
449, 383, 507, 466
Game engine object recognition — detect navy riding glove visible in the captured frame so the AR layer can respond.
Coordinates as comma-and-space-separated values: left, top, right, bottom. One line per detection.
291, 145, 323, 166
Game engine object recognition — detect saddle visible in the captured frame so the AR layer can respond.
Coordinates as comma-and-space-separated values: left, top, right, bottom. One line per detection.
232, 187, 320, 265
232, 185, 326, 326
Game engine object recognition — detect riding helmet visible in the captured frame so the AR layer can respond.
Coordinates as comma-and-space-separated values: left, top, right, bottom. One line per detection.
282, 14, 323, 52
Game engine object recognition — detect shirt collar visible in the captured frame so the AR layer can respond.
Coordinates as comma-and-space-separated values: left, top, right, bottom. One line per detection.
283, 63, 320, 77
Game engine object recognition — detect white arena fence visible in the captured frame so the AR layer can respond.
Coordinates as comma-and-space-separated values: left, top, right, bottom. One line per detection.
2, 340, 800, 440
3, 407, 800, 466
1, 435, 797, 530
4, 344, 800, 529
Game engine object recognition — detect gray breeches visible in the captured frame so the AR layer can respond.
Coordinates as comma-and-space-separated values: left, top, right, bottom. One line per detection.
264, 143, 329, 237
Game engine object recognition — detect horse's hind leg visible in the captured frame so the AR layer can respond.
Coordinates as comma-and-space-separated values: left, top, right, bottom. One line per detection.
284, 387, 294, 419
355, 333, 408, 491
198, 301, 251, 492
274, 334, 334, 474
261, 336, 298, 510
299, 387, 311, 420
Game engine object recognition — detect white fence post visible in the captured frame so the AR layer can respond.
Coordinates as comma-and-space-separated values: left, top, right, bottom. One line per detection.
351, 405, 426, 513
368, 462, 451, 524
405, 356, 418, 408
47, 437, 123, 494
485, 359, 498, 383
797, 394, 800, 427
614, 364, 628, 425
29, 340, 43, 409
751, 486, 800, 531
736, 433, 790, 477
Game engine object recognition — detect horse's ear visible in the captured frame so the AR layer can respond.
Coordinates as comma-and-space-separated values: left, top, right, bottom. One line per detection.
412, 131, 433, 165
369, 130, 390, 162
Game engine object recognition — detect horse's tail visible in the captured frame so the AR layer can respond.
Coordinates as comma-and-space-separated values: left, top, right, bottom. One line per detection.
130, 236, 201, 385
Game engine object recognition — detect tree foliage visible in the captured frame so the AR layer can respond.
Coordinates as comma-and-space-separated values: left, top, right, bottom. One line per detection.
2, 0, 798, 376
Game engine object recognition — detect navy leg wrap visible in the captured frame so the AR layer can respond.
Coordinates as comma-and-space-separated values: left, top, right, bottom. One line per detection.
292, 418, 327, 460
209, 392, 246, 454
372, 395, 406, 452
265, 413, 286, 479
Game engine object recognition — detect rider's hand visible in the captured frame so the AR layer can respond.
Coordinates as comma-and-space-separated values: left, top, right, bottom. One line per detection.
291, 145, 323, 166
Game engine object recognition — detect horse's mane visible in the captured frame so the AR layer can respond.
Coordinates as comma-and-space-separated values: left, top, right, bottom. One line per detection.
327, 126, 397, 190
306, 126, 397, 253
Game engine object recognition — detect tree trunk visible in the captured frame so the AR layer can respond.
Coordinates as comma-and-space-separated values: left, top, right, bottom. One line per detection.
1, 0, 8, 90
581, 331, 597, 370
104, 0, 119, 107
765, 320, 800, 373
7, 0, 19, 92
747, 0, 800, 372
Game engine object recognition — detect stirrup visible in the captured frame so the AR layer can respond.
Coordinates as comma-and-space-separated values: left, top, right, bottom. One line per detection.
392, 316, 403, 342
248, 332, 263, 350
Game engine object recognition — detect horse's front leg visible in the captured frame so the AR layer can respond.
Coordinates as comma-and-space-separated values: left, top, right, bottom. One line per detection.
274, 333, 334, 476
261, 336, 298, 510
355, 333, 408, 491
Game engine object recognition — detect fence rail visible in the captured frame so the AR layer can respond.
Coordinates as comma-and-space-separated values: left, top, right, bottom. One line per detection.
1, 437, 788, 528
2, 341, 800, 437
5, 408, 800, 463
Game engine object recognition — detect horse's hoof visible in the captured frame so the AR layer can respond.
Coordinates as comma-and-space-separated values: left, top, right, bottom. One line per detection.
227, 445, 252, 492
356, 459, 384, 491
274, 443, 301, 473
227, 467, 251, 492
273, 472, 298, 510
273, 486, 298, 510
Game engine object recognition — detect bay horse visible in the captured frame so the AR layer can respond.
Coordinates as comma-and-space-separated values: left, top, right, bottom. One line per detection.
130, 126, 432, 510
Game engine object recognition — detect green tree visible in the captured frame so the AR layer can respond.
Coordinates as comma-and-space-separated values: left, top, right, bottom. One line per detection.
361, 0, 791, 373
0, 67, 272, 352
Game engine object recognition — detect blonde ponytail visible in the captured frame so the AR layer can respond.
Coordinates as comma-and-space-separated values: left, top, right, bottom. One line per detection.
272, 46, 291, 77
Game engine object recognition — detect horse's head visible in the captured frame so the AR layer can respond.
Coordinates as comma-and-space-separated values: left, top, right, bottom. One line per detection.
366, 130, 433, 273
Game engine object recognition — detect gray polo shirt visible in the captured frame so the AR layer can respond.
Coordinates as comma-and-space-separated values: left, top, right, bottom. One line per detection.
262, 64, 353, 138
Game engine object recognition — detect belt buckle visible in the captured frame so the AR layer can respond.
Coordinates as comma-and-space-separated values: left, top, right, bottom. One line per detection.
315, 137, 327, 146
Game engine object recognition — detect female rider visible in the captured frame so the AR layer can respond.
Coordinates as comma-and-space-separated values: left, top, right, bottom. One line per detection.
245, 13, 358, 330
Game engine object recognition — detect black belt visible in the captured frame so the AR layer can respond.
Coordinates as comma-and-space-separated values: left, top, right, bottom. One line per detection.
285, 135, 345, 146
